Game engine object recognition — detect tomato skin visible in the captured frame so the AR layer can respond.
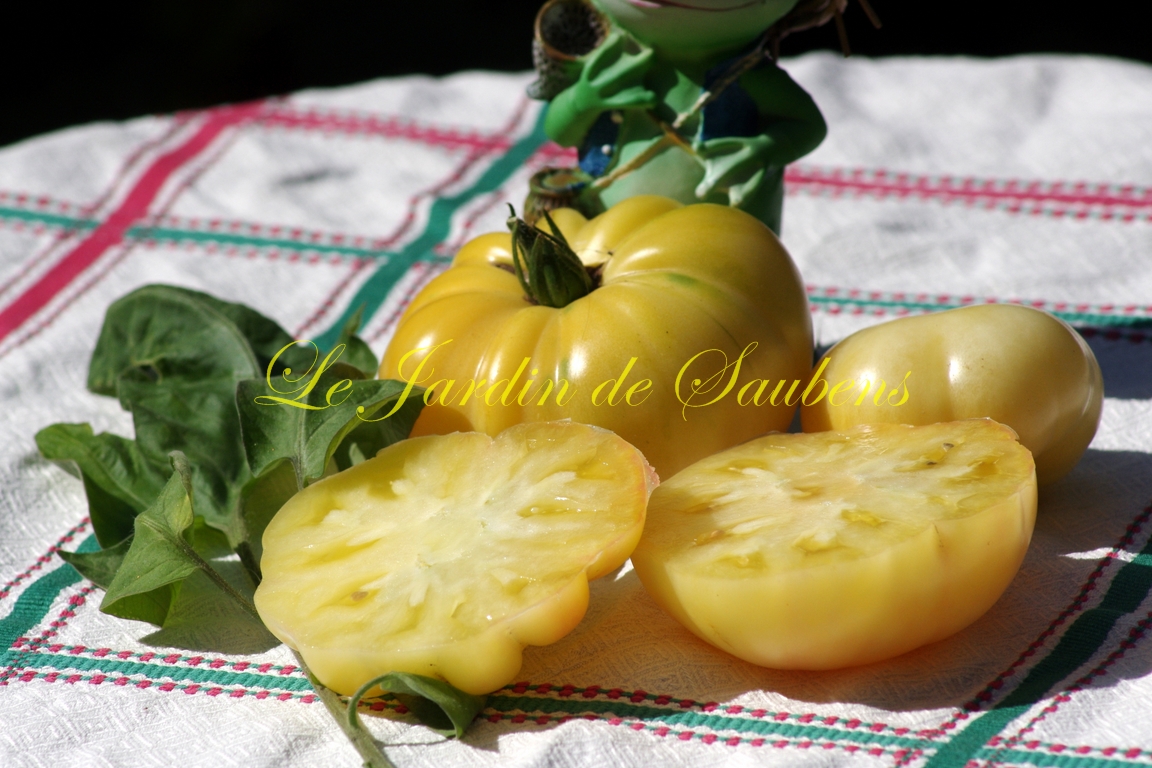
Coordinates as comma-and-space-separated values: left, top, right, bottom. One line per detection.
381, 196, 813, 478
800, 304, 1103, 485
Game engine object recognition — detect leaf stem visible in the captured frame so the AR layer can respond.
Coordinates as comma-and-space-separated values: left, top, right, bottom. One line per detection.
178, 538, 263, 623
293, 651, 398, 768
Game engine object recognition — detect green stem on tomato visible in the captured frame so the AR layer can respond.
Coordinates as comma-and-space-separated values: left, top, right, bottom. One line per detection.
506, 206, 593, 308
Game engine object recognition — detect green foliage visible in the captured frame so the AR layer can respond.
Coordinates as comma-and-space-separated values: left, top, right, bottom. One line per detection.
100, 454, 212, 623
38, 284, 481, 745
349, 673, 489, 740
36, 424, 166, 547
236, 364, 420, 490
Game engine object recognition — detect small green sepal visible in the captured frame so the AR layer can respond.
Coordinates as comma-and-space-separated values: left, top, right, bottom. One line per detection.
506, 205, 594, 309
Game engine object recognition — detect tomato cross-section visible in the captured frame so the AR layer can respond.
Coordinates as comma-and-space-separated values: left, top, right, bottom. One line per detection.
255, 421, 656, 695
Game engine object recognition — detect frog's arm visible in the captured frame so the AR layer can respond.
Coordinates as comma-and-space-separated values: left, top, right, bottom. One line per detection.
741, 62, 827, 165
543, 31, 658, 148
695, 63, 826, 202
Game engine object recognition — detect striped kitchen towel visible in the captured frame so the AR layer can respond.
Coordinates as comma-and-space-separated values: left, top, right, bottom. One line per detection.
2, 53, 1152, 767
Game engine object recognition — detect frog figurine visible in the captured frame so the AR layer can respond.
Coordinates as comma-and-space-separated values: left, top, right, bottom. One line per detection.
528, 0, 851, 234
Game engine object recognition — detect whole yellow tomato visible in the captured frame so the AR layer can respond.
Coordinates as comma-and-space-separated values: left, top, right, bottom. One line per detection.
800, 304, 1103, 485
380, 196, 812, 478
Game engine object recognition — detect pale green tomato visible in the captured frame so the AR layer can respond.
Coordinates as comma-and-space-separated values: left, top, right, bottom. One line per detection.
800, 305, 1104, 485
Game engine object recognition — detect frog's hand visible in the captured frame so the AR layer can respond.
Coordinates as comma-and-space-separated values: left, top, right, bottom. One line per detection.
726, 167, 768, 210
543, 30, 658, 148
582, 31, 658, 110
739, 64, 828, 163
694, 135, 774, 207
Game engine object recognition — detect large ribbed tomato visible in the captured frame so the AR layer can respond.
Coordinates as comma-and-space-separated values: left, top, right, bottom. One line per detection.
379, 196, 813, 478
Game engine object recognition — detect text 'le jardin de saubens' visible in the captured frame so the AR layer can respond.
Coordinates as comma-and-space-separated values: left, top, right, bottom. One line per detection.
255, 340, 912, 421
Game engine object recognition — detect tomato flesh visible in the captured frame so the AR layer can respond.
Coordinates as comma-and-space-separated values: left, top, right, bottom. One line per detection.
254, 421, 655, 695
632, 420, 1037, 669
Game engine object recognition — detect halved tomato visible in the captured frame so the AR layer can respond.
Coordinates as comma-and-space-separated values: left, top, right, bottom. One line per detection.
632, 420, 1037, 669
255, 421, 655, 695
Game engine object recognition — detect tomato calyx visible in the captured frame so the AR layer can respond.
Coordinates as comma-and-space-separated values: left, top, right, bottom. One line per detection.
506, 205, 596, 308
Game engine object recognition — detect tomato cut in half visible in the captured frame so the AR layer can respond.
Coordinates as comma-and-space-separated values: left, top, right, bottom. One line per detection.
254, 421, 655, 695
631, 420, 1037, 670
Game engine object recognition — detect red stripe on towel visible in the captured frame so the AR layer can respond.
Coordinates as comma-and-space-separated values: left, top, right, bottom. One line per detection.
0, 103, 264, 342
785, 166, 1152, 219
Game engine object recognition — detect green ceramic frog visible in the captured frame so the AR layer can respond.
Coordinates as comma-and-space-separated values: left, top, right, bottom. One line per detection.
530, 0, 832, 234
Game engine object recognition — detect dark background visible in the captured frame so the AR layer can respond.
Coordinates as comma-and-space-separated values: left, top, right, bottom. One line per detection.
4, 0, 1150, 148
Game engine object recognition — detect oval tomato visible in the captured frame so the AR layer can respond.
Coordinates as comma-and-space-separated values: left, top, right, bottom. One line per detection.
380, 196, 813, 477
800, 304, 1103, 485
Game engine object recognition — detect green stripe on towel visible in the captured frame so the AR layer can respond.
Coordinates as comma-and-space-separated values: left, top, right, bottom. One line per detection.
0, 535, 97, 652
313, 107, 549, 350
924, 535, 1152, 768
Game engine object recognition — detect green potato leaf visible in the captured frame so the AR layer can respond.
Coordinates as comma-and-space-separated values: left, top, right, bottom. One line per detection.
83, 284, 299, 548
118, 376, 251, 546
87, 285, 266, 396
330, 395, 425, 473
348, 672, 488, 739
192, 292, 309, 374
63, 537, 180, 626
138, 567, 278, 654
35, 423, 168, 547
330, 305, 378, 376
101, 455, 199, 617
58, 537, 132, 590
138, 517, 277, 653
237, 458, 299, 577
340, 336, 378, 377
237, 362, 423, 490
102, 452, 260, 627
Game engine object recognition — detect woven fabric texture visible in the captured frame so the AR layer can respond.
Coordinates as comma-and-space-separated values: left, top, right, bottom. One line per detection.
2, 53, 1152, 767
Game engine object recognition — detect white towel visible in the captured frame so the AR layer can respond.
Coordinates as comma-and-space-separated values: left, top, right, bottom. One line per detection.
2, 52, 1151, 767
